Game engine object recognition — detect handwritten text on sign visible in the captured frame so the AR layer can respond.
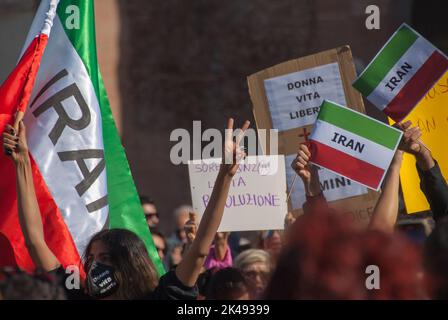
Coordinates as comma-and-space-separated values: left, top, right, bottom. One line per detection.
188, 156, 287, 232
264, 63, 347, 131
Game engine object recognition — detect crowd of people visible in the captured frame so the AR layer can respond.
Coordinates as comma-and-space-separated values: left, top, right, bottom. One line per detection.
0, 117, 447, 300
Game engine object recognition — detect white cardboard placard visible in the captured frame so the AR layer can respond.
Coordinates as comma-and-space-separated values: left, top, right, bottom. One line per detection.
264, 62, 346, 131
188, 155, 287, 232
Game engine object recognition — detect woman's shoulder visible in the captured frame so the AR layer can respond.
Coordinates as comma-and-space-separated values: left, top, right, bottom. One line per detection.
144, 269, 198, 300
47, 265, 91, 300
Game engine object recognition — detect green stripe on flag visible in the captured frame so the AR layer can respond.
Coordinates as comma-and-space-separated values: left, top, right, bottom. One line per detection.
353, 24, 418, 96
318, 101, 401, 150
57, 0, 165, 277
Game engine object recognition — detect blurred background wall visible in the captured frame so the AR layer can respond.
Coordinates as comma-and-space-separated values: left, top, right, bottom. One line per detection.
1, 0, 446, 234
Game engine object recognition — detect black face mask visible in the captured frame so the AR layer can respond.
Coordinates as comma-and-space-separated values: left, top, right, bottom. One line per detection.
86, 261, 119, 299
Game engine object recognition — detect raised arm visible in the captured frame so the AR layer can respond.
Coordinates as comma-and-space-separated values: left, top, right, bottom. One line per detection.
368, 121, 425, 233
291, 144, 327, 214
368, 150, 403, 233
213, 232, 230, 262
182, 212, 197, 256
291, 144, 321, 197
3, 122, 60, 271
175, 118, 249, 287
417, 152, 448, 224
398, 120, 447, 223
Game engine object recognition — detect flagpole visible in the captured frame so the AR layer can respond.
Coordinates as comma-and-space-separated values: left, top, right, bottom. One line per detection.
12, 0, 59, 133
286, 173, 298, 202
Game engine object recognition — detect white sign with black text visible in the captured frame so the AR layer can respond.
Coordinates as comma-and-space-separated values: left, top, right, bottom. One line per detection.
188, 156, 287, 232
264, 63, 347, 131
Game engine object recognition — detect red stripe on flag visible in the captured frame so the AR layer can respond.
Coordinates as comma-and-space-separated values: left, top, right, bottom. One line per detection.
0, 34, 84, 276
0, 125, 83, 275
310, 140, 385, 190
384, 51, 448, 122
0, 37, 42, 115
18, 34, 48, 113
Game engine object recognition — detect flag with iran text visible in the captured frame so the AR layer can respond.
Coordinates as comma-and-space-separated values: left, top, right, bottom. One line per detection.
0, 0, 58, 268
0, 0, 164, 277
353, 23, 448, 122
309, 100, 402, 191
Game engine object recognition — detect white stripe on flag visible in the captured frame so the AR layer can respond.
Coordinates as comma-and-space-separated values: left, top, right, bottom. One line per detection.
366, 36, 436, 110
23, 16, 108, 256
310, 119, 393, 169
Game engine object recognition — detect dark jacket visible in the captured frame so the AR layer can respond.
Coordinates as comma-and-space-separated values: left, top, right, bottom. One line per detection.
417, 161, 448, 224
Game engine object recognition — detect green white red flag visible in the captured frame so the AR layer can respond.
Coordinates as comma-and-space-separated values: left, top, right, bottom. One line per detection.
0, 0, 164, 277
309, 100, 402, 191
353, 23, 448, 122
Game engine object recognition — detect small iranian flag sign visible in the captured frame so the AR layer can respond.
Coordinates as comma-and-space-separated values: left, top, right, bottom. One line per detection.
309, 100, 402, 191
353, 23, 448, 122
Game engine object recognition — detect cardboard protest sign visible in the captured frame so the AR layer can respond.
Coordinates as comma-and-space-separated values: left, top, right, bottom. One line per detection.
388, 71, 448, 214
248, 46, 379, 228
264, 62, 346, 131
309, 100, 403, 191
353, 23, 448, 122
188, 155, 287, 232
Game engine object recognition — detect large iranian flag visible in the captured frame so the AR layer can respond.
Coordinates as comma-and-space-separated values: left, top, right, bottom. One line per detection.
309, 100, 402, 191
0, 0, 164, 276
353, 23, 448, 122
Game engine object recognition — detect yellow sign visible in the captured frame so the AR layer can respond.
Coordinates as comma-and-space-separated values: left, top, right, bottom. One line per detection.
389, 71, 448, 213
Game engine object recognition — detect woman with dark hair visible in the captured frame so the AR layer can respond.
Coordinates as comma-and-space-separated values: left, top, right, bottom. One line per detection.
2, 118, 249, 300
206, 267, 249, 300
83, 229, 159, 299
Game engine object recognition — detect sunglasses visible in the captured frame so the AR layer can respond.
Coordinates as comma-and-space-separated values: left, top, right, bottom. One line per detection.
243, 270, 270, 280
145, 212, 159, 220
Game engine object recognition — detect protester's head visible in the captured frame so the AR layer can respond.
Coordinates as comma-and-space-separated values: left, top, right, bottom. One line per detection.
168, 244, 184, 269
238, 237, 252, 253
261, 230, 283, 261
140, 195, 159, 229
197, 268, 216, 299
151, 230, 167, 261
234, 249, 272, 299
84, 229, 159, 299
173, 205, 193, 242
206, 267, 249, 300
264, 210, 423, 299
0, 268, 66, 300
423, 217, 448, 299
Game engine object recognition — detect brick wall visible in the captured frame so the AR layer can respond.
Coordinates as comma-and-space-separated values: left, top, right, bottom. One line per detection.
118, 0, 413, 234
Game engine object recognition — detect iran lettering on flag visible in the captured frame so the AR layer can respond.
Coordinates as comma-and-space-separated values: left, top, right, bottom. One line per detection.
309, 100, 403, 191
0, 0, 164, 277
353, 23, 448, 122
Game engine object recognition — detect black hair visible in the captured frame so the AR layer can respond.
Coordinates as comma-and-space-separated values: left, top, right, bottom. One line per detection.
197, 268, 216, 297
84, 229, 159, 299
206, 267, 248, 300
0, 268, 66, 300
139, 195, 155, 205
150, 229, 167, 255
